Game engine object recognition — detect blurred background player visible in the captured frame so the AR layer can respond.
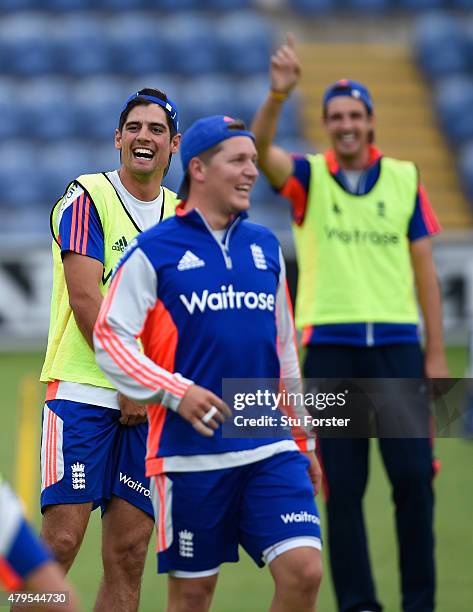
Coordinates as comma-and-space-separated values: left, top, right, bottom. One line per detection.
94, 115, 323, 612
251, 35, 449, 612
0, 473, 78, 612
39, 88, 180, 611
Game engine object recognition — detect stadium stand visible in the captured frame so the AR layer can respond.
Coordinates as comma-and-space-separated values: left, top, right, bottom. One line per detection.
205, 0, 254, 10
73, 76, 128, 141
413, 13, 471, 80
0, 4, 291, 234
217, 12, 274, 75
44, 0, 94, 9
106, 15, 168, 75
347, 0, 391, 13
0, 141, 42, 208
54, 16, 113, 77
179, 75, 239, 127
413, 11, 473, 221
0, 79, 23, 140
164, 14, 223, 75
0, 14, 56, 77
0, 0, 36, 9
399, 0, 444, 10
99, 0, 145, 9
21, 78, 80, 142
0, 1, 472, 235
288, 0, 335, 14
459, 142, 473, 202
434, 76, 473, 147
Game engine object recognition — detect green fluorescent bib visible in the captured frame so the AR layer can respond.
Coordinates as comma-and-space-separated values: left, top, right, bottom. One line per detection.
41, 173, 178, 387
293, 155, 419, 328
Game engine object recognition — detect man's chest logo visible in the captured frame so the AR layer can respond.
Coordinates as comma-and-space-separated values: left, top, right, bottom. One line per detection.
177, 250, 206, 271
251, 244, 267, 270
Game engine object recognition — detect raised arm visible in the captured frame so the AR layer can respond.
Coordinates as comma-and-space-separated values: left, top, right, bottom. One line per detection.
251, 33, 300, 189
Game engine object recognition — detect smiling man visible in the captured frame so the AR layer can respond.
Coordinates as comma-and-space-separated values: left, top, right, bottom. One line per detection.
39, 88, 180, 611
251, 35, 449, 612
94, 115, 323, 612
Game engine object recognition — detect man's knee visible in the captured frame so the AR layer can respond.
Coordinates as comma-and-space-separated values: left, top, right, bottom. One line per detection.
284, 560, 322, 597
41, 505, 90, 570
102, 498, 153, 581
41, 522, 83, 569
272, 548, 323, 601
168, 576, 217, 612
102, 527, 150, 580
49, 531, 83, 568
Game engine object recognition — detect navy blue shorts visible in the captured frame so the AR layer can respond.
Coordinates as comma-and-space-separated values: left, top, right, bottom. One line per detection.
151, 451, 321, 576
40, 400, 153, 517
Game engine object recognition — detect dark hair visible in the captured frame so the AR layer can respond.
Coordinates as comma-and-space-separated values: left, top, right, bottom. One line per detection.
118, 88, 177, 140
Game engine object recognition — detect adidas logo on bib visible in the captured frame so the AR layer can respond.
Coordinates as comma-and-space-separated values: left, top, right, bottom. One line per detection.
112, 236, 128, 253
177, 250, 205, 271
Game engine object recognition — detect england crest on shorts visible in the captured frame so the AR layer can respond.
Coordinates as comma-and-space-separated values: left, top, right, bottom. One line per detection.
71, 462, 86, 490
178, 529, 194, 558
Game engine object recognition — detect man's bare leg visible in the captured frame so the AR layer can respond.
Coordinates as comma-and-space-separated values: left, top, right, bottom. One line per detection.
41, 503, 92, 573
167, 574, 219, 612
94, 496, 153, 612
269, 547, 322, 612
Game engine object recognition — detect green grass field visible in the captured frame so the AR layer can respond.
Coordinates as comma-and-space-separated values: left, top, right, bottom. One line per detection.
2, 349, 472, 611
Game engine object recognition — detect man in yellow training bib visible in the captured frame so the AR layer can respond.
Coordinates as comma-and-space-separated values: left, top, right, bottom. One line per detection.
251, 34, 449, 612
39, 88, 180, 611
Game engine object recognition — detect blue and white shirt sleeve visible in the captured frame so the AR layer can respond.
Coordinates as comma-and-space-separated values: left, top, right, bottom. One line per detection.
275, 248, 301, 381
0, 479, 51, 590
94, 247, 193, 409
275, 248, 316, 451
56, 182, 105, 263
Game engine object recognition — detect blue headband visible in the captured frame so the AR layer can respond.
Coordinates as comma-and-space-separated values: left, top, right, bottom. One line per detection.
121, 92, 179, 133
323, 79, 373, 115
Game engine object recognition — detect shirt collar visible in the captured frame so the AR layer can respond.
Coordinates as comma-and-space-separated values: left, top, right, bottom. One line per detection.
324, 145, 382, 175
175, 202, 248, 224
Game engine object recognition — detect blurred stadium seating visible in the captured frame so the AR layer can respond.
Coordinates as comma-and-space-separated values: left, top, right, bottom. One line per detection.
413, 10, 473, 216
0, 3, 295, 232
0, 1, 473, 236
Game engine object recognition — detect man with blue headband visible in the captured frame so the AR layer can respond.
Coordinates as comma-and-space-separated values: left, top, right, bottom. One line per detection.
39, 88, 180, 610
252, 35, 449, 612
